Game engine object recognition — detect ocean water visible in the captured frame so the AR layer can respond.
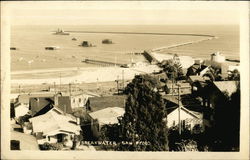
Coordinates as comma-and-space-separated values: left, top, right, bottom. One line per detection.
11, 25, 239, 71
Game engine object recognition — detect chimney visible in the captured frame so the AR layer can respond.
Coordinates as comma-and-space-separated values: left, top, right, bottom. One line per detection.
76, 118, 80, 125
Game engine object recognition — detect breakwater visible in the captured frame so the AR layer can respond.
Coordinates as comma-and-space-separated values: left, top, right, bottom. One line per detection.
65, 31, 215, 38
82, 58, 126, 67
151, 36, 216, 52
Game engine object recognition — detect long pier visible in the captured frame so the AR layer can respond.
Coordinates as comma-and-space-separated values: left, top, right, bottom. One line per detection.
82, 58, 126, 67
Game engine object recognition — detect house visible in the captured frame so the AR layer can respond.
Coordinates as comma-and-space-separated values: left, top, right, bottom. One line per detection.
17, 94, 30, 105
29, 107, 81, 147
58, 92, 90, 110
201, 81, 239, 110
167, 106, 203, 132
187, 75, 210, 95
203, 59, 234, 78
30, 96, 54, 117
188, 75, 206, 84
14, 102, 29, 118
199, 66, 211, 77
186, 62, 211, 77
16, 93, 55, 117
163, 95, 203, 133
200, 81, 239, 129
214, 81, 238, 97
166, 82, 191, 96
88, 107, 125, 138
29, 92, 89, 117
87, 95, 127, 112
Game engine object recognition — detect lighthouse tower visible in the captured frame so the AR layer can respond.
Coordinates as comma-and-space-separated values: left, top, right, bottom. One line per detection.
211, 52, 225, 63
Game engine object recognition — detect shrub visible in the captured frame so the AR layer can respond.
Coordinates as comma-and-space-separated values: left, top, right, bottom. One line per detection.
39, 142, 63, 150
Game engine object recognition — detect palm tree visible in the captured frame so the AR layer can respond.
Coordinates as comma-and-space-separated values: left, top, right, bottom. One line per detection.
228, 69, 240, 80
161, 59, 183, 82
203, 66, 222, 81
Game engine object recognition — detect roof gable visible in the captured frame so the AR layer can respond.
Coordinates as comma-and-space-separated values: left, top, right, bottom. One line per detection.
167, 106, 201, 119
89, 107, 125, 125
213, 81, 238, 97
29, 108, 80, 135
30, 97, 54, 116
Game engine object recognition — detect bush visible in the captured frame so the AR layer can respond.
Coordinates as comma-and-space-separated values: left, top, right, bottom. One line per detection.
18, 114, 31, 126
39, 142, 63, 150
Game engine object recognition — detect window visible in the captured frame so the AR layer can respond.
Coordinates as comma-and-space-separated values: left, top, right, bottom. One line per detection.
79, 98, 81, 103
173, 120, 175, 126
11, 140, 20, 150
48, 136, 50, 141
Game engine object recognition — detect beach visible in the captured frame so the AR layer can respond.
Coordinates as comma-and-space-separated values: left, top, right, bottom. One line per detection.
10, 25, 239, 87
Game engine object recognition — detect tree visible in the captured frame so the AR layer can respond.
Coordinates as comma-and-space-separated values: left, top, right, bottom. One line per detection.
18, 114, 31, 126
199, 81, 241, 151
228, 69, 240, 80
203, 66, 222, 81
118, 74, 168, 151
212, 81, 240, 151
160, 59, 184, 82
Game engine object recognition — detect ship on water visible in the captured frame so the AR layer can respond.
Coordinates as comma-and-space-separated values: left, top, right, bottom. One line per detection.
53, 28, 70, 35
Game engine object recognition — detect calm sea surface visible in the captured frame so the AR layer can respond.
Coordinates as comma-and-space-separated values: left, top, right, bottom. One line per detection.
11, 25, 239, 71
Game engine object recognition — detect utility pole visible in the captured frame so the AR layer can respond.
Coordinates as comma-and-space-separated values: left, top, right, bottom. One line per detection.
115, 76, 119, 94
54, 82, 56, 94
178, 84, 181, 135
59, 73, 62, 93
172, 78, 174, 96
69, 83, 72, 96
96, 78, 99, 90
122, 70, 124, 90
19, 85, 21, 95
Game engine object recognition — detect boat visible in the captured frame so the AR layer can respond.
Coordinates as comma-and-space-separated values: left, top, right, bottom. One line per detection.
45, 46, 60, 50
102, 39, 113, 44
53, 28, 70, 35
80, 41, 96, 47
10, 47, 18, 50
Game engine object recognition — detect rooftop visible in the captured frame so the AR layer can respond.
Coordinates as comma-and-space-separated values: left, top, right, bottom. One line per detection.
11, 131, 39, 150
29, 107, 81, 136
88, 95, 127, 112
188, 75, 205, 83
214, 81, 239, 97
88, 107, 125, 125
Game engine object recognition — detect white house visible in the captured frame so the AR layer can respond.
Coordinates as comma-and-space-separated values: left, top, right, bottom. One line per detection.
29, 107, 81, 147
88, 107, 125, 138
166, 106, 203, 132
163, 95, 203, 133
14, 103, 29, 118
59, 92, 91, 110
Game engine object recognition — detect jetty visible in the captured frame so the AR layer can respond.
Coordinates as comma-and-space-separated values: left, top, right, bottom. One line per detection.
65, 31, 215, 38
142, 51, 159, 65
82, 58, 126, 67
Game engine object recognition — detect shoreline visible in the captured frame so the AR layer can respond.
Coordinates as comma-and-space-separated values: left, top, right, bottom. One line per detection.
11, 65, 161, 85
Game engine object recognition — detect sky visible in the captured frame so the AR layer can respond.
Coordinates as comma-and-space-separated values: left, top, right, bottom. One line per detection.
3, 1, 244, 25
